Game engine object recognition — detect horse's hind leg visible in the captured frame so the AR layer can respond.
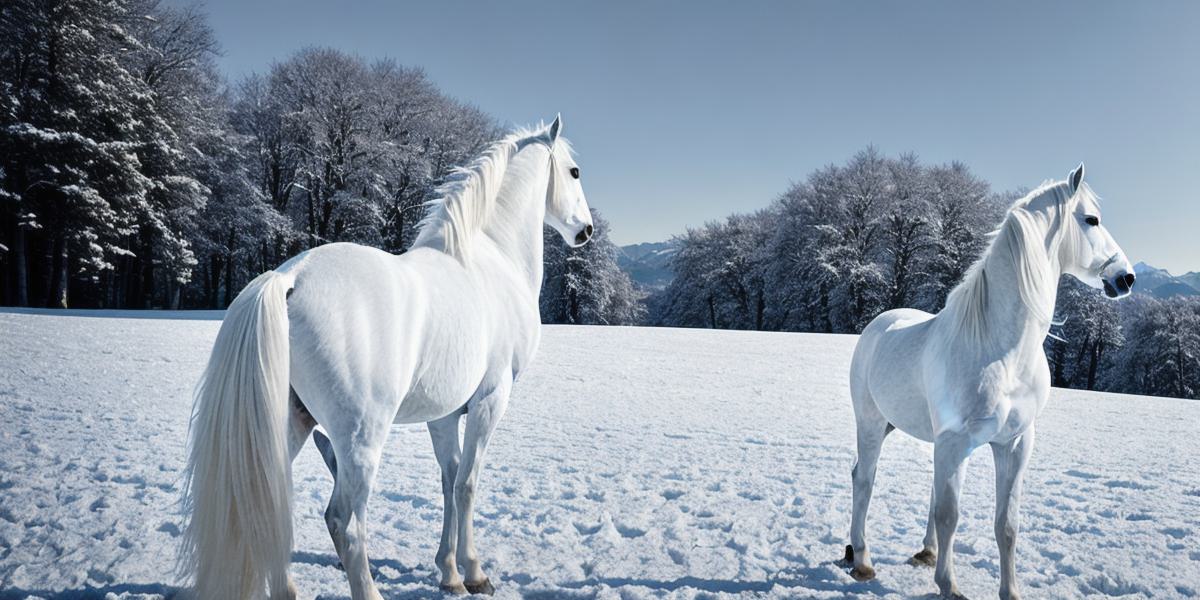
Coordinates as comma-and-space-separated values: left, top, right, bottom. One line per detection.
289, 389, 317, 460
847, 392, 892, 582
273, 390, 318, 600
910, 481, 938, 567
324, 419, 388, 600
427, 410, 466, 594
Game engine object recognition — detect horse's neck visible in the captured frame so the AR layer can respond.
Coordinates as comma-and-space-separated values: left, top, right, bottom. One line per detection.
980, 220, 1061, 353
483, 147, 550, 294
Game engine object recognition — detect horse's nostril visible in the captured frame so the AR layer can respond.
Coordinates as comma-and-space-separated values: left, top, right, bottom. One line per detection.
1115, 272, 1135, 293
1103, 279, 1118, 298
585, 224, 594, 238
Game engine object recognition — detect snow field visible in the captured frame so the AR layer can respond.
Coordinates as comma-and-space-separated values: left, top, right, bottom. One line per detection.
0, 310, 1197, 599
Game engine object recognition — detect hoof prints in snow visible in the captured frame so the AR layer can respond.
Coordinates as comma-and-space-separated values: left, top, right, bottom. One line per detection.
2, 311, 1200, 598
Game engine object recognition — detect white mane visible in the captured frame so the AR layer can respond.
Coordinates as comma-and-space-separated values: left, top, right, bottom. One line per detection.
943, 179, 1088, 343
412, 125, 558, 260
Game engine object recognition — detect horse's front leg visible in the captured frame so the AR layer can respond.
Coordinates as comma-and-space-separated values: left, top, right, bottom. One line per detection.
455, 377, 512, 595
932, 432, 973, 599
427, 410, 465, 594
991, 426, 1035, 600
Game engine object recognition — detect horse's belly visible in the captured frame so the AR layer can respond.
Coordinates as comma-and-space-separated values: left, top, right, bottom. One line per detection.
393, 388, 460, 424
393, 359, 485, 423
875, 390, 936, 442
393, 376, 478, 423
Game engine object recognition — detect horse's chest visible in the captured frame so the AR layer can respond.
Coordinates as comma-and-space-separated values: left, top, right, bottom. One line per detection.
993, 364, 1049, 439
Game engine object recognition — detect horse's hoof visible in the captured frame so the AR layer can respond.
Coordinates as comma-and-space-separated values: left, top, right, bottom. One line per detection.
849, 564, 876, 582
464, 578, 495, 595
910, 548, 937, 567
440, 582, 468, 595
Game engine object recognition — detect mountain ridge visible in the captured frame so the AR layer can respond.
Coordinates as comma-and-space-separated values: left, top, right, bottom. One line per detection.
1132, 262, 1200, 298
617, 241, 677, 290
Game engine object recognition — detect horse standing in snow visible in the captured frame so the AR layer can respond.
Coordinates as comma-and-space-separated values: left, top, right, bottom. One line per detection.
179, 116, 593, 600
843, 164, 1134, 599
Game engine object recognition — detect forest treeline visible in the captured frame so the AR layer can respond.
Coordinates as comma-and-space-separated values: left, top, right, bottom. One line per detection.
648, 149, 1200, 400
0, 0, 638, 321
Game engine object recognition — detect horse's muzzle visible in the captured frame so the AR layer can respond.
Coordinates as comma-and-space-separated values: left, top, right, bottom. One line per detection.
1103, 271, 1135, 298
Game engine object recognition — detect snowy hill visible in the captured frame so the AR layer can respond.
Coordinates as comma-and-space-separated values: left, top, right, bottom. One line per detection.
1, 310, 1198, 599
618, 241, 677, 290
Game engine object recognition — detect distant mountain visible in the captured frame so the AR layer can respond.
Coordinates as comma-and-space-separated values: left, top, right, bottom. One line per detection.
1132, 262, 1200, 298
1179, 271, 1200, 291
618, 241, 677, 290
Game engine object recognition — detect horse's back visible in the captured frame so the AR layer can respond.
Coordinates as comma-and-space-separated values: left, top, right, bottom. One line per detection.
278, 243, 489, 426
852, 308, 937, 441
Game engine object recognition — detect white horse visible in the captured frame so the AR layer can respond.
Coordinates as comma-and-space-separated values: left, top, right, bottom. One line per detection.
843, 164, 1134, 599
179, 116, 593, 600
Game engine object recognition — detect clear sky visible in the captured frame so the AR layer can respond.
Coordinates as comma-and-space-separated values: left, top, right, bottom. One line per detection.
186, 0, 1200, 273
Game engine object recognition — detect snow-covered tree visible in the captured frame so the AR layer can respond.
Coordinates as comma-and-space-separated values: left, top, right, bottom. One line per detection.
1106, 296, 1200, 399
0, 4, 502, 308
1046, 278, 1124, 390
226, 48, 497, 283
0, 0, 226, 308
922, 162, 1004, 309
3, 0, 131, 305
653, 210, 773, 330
653, 148, 1004, 334
880, 153, 932, 310
541, 210, 645, 326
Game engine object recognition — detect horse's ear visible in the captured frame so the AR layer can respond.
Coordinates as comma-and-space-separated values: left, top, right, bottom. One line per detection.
1069, 163, 1085, 192
548, 113, 563, 144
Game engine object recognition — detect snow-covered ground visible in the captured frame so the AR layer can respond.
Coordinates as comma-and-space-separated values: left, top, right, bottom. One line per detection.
1, 310, 1198, 599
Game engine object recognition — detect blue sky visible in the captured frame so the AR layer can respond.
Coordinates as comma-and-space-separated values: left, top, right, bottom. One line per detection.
189, 0, 1199, 273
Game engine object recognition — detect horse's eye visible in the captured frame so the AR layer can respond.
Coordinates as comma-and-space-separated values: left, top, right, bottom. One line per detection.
1085, 216, 1100, 227
569, 167, 580, 179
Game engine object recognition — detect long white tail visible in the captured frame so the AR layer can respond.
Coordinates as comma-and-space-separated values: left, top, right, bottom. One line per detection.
180, 271, 295, 599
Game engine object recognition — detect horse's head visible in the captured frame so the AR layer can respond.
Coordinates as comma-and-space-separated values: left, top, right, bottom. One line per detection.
541, 115, 594, 247
1059, 164, 1135, 298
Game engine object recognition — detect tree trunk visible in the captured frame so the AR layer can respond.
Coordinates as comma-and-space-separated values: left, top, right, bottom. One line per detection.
207, 255, 223, 309
1086, 340, 1104, 391
755, 289, 765, 331
14, 224, 28, 306
1177, 338, 1187, 399
223, 252, 234, 307
306, 186, 317, 247
1052, 343, 1066, 387
45, 232, 67, 308
820, 284, 833, 334
141, 233, 155, 308
568, 287, 579, 324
